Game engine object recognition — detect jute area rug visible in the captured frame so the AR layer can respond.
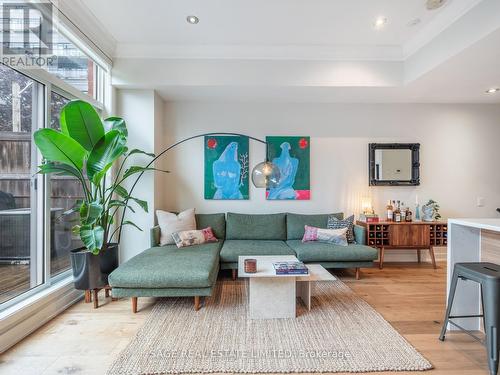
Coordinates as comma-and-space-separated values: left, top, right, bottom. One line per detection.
108, 279, 432, 374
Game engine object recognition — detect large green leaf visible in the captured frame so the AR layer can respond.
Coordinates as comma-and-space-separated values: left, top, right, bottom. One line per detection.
109, 200, 136, 213
87, 130, 127, 184
127, 149, 155, 158
121, 220, 143, 232
60, 100, 104, 152
80, 225, 104, 254
122, 166, 169, 180
80, 200, 103, 225
129, 197, 148, 212
104, 117, 128, 138
34, 129, 86, 170
113, 184, 129, 198
38, 162, 82, 179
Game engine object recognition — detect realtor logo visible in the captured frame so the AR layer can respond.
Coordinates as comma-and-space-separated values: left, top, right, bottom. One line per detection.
1, 0, 57, 67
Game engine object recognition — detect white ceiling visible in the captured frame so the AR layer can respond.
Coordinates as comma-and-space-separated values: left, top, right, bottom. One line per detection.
86, 0, 445, 45
82, 0, 480, 59
74, 0, 500, 102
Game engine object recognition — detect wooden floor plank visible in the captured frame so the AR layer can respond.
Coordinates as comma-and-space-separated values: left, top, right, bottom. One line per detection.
0, 262, 489, 375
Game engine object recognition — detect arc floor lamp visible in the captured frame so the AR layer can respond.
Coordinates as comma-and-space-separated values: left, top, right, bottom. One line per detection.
117, 132, 281, 242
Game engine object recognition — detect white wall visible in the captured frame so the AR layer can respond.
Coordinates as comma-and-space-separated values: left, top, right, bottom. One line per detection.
116, 89, 167, 261
161, 102, 500, 216
154, 92, 168, 213
158, 102, 500, 261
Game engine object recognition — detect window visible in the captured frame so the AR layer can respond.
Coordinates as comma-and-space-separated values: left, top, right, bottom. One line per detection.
2, 5, 100, 99
0, 5, 109, 312
0, 64, 43, 304
47, 28, 98, 98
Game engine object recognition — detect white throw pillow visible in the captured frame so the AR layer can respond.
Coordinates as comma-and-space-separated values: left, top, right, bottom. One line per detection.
156, 209, 196, 246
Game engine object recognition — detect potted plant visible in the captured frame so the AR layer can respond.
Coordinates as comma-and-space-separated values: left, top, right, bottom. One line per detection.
421, 199, 441, 222
34, 100, 160, 291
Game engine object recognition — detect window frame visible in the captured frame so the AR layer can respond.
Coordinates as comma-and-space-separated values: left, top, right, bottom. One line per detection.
0, 25, 110, 311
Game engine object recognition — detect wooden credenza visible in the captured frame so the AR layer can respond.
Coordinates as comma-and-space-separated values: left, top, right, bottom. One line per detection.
356, 220, 448, 269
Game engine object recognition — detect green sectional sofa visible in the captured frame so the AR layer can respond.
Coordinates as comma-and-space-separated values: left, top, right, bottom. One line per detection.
108, 212, 378, 312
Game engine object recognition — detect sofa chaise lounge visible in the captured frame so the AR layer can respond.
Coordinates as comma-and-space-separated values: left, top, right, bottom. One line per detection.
108, 212, 378, 312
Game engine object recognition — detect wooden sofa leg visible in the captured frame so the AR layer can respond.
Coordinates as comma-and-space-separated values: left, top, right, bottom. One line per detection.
355, 268, 361, 280
84, 290, 91, 303
194, 296, 200, 311
132, 297, 138, 313
232, 269, 237, 280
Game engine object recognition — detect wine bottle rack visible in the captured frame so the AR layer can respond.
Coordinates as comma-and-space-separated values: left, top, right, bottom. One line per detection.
429, 224, 448, 246
367, 224, 390, 247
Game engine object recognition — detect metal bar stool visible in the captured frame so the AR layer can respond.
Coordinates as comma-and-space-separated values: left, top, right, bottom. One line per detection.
439, 262, 500, 375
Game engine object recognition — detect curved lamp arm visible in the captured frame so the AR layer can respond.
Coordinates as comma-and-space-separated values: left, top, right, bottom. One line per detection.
117, 132, 275, 242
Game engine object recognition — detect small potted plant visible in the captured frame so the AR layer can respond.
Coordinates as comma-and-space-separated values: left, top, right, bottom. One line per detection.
34, 100, 161, 291
421, 199, 441, 222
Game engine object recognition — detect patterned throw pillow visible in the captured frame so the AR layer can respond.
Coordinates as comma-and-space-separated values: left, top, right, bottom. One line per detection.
302, 225, 348, 246
157, 209, 196, 246
327, 214, 355, 243
172, 227, 218, 248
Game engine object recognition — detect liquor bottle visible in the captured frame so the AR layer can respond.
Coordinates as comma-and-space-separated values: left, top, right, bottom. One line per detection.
405, 207, 412, 222
386, 200, 393, 221
401, 202, 406, 221
394, 201, 401, 222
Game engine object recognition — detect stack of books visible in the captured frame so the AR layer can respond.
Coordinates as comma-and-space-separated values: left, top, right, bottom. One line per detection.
273, 261, 309, 275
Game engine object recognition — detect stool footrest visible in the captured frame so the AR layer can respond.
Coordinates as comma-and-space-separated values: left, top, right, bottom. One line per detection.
449, 314, 484, 319
448, 320, 485, 346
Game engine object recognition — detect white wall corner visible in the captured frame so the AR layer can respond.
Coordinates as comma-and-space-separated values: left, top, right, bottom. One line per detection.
403, 0, 500, 83
116, 89, 156, 260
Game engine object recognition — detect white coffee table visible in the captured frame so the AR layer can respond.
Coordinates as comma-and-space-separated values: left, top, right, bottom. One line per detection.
238, 255, 336, 319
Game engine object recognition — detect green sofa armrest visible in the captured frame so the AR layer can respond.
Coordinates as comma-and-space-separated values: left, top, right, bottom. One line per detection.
354, 224, 366, 245
150, 226, 160, 247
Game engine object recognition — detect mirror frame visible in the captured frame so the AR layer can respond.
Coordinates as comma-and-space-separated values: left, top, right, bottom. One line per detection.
369, 143, 420, 186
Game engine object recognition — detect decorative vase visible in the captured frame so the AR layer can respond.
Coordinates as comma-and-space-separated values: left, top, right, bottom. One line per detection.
70, 243, 119, 290
421, 205, 434, 222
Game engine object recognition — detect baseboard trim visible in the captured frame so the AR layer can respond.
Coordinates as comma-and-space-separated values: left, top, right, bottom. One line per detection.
0, 278, 82, 353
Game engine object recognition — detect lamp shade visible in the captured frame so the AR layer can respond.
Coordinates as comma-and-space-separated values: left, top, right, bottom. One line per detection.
251, 161, 281, 189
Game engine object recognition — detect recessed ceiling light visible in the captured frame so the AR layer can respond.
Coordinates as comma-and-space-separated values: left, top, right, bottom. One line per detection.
426, 0, 447, 10
486, 88, 500, 94
374, 17, 387, 30
186, 15, 199, 24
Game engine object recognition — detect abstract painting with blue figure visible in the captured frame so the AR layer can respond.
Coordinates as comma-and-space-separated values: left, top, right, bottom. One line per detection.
213, 142, 243, 199
266, 136, 310, 200
204, 136, 249, 200
267, 142, 299, 200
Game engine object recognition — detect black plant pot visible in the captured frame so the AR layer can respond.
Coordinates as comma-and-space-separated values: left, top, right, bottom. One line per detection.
70, 243, 119, 290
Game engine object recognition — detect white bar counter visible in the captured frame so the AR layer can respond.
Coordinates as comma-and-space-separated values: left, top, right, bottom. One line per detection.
447, 218, 500, 330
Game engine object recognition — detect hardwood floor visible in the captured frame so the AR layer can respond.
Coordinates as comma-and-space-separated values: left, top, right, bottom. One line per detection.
0, 262, 490, 375
0, 256, 71, 304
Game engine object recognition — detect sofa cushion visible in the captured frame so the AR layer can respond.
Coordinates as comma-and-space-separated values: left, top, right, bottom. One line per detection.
157, 209, 196, 245
226, 213, 286, 240
286, 240, 378, 263
286, 213, 343, 240
327, 214, 355, 243
220, 240, 295, 262
196, 213, 226, 239
108, 242, 222, 289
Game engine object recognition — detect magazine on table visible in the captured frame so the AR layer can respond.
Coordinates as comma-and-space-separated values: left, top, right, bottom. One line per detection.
272, 261, 309, 275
